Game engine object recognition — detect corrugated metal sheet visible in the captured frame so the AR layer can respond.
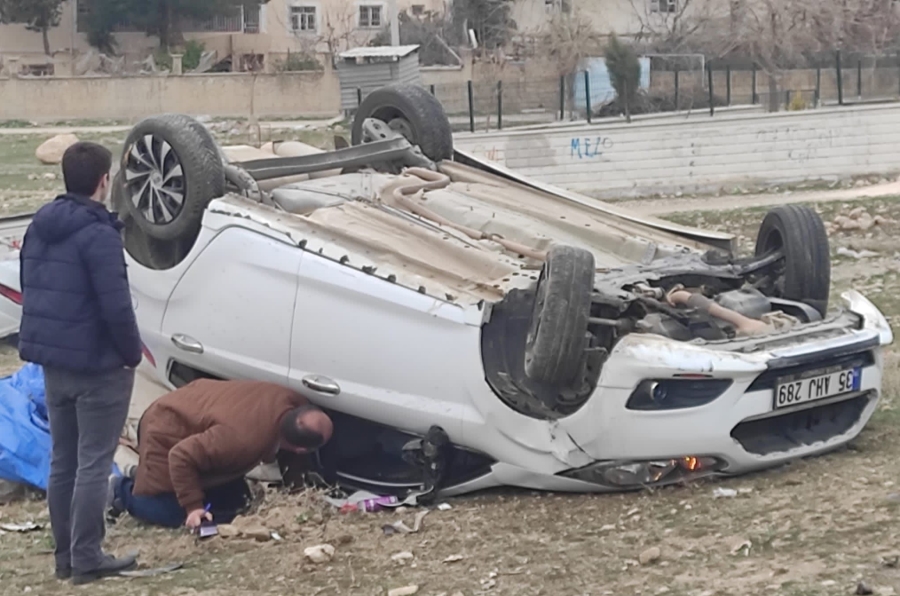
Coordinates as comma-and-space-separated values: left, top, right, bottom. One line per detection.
338, 45, 420, 60
397, 55, 422, 86
337, 54, 422, 111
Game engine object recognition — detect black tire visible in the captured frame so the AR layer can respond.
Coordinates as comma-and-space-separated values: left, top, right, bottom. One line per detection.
351, 84, 453, 162
524, 245, 596, 386
120, 114, 224, 241
755, 204, 831, 317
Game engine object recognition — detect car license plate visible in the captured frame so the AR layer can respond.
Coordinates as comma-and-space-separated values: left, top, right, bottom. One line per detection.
774, 367, 862, 409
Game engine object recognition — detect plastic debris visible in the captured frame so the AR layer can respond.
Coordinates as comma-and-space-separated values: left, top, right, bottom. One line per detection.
382, 509, 430, 535
391, 551, 414, 563
437, 503, 452, 511
388, 586, 419, 596
324, 490, 416, 512
0, 521, 41, 532
443, 554, 464, 564
713, 487, 738, 498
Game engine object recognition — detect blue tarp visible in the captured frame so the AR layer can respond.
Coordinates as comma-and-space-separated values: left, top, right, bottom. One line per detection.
0, 363, 50, 491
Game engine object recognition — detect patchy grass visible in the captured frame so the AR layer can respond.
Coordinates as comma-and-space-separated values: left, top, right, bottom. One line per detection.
1, 153, 900, 594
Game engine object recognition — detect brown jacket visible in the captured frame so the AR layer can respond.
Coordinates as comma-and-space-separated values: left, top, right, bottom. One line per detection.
133, 379, 308, 513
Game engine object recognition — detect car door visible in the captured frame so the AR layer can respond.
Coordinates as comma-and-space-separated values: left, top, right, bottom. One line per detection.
160, 226, 302, 385
287, 252, 476, 439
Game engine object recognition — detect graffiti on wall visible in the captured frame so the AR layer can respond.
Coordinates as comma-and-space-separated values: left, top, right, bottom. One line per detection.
755, 126, 836, 164
570, 137, 614, 159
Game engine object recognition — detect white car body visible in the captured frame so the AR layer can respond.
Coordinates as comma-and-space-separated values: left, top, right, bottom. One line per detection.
0, 147, 892, 496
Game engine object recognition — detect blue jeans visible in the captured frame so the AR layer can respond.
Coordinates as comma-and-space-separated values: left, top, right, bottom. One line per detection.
114, 476, 251, 529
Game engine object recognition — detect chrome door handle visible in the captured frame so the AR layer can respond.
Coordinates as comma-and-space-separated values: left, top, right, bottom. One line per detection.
171, 334, 204, 354
302, 375, 340, 396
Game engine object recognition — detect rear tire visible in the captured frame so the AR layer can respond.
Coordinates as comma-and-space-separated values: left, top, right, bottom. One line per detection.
754, 204, 831, 317
524, 246, 596, 386
351, 85, 453, 162
120, 114, 224, 242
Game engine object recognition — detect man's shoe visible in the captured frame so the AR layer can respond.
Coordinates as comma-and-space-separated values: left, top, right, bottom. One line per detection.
55, 566, 71, 580
71, 554, 137, 585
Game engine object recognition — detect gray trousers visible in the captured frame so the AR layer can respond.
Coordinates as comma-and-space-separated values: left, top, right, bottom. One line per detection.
44, 366, 134, 571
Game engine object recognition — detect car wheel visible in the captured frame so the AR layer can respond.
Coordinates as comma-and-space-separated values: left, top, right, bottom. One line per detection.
524, 245, 596, 386
754, 204, 831, 317
351, 84, 453, 162
120, 114, 225, 241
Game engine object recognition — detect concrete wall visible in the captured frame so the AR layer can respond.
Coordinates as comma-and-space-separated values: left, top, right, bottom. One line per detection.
452, 103, 900, 198
0, 70, 340, 121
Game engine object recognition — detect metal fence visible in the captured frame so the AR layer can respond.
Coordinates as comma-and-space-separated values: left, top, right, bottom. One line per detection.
345, 52, 900, 132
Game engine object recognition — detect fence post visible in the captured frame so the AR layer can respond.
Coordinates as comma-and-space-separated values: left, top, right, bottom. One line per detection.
584, 70, 592, 124
751, 63, 757, 104
674, 69, 680, 110
725, 65, 731, 106
497, 80, 503, 130
467, 80, 475, 133
707, 62, 714, 116
559, 75, 565, 120
815, 67, 821, 106
357, 87, 362, 107
429, 84, 435, 96
857, 59, 862, 98
836, 50, 844, 105
785, 90, 791, 110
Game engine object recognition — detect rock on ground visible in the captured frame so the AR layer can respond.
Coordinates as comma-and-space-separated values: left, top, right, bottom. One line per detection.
35, 134, 80, 165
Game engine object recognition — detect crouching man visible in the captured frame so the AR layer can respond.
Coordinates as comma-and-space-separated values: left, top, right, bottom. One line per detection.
108, 379, 333, 530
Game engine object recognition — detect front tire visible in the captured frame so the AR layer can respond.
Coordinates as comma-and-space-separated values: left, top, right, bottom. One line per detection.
755, 204, 831, 317
524, 245, 596, 386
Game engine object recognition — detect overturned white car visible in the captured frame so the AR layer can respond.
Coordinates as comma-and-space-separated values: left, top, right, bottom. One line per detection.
1, 85, 893, 499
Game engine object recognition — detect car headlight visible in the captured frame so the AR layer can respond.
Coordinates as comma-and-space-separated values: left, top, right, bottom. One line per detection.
842, 289, 894, 346
626, 378, 733, 411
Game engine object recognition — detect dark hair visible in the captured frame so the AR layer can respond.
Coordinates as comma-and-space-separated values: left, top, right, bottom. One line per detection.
62, 142, 112, 196
279, 405, 326, 449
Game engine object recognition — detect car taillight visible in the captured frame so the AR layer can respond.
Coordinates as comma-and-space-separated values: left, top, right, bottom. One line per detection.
0, 284, 22, 305
142, 343, 156, 367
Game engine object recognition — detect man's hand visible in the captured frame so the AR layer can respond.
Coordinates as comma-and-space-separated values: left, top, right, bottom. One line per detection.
185, 508, 212, 531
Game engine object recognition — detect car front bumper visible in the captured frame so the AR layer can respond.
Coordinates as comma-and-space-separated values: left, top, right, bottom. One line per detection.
558, 290, 893, 490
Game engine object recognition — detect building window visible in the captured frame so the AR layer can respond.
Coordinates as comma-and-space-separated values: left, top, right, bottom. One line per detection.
358, 5, 383, 28
411, 4, 425, 15
649, 0, 677, 13
290, 5, 317, 32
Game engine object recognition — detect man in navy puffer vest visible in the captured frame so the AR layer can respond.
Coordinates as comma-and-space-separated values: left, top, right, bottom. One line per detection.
19, 142, 142, 584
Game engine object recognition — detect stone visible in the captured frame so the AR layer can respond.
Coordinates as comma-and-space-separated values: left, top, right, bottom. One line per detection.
42, 172, 57, 181
242, 526, 273, 542
35, 134, 79, 165
639, 547, 661, 565
388, 586, 419, 596
849, 207, 868, 219
304, 544, 335, 564
391, 551, 414, 563
858, 214, 875, 230
217, 524, 240, 538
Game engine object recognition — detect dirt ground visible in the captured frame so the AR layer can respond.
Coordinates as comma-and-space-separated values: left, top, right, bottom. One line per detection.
1, 130, 900, 596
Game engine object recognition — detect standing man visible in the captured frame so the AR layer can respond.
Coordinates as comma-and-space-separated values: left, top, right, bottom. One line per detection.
107, 379, 333, 530
19, 142, 143, 585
